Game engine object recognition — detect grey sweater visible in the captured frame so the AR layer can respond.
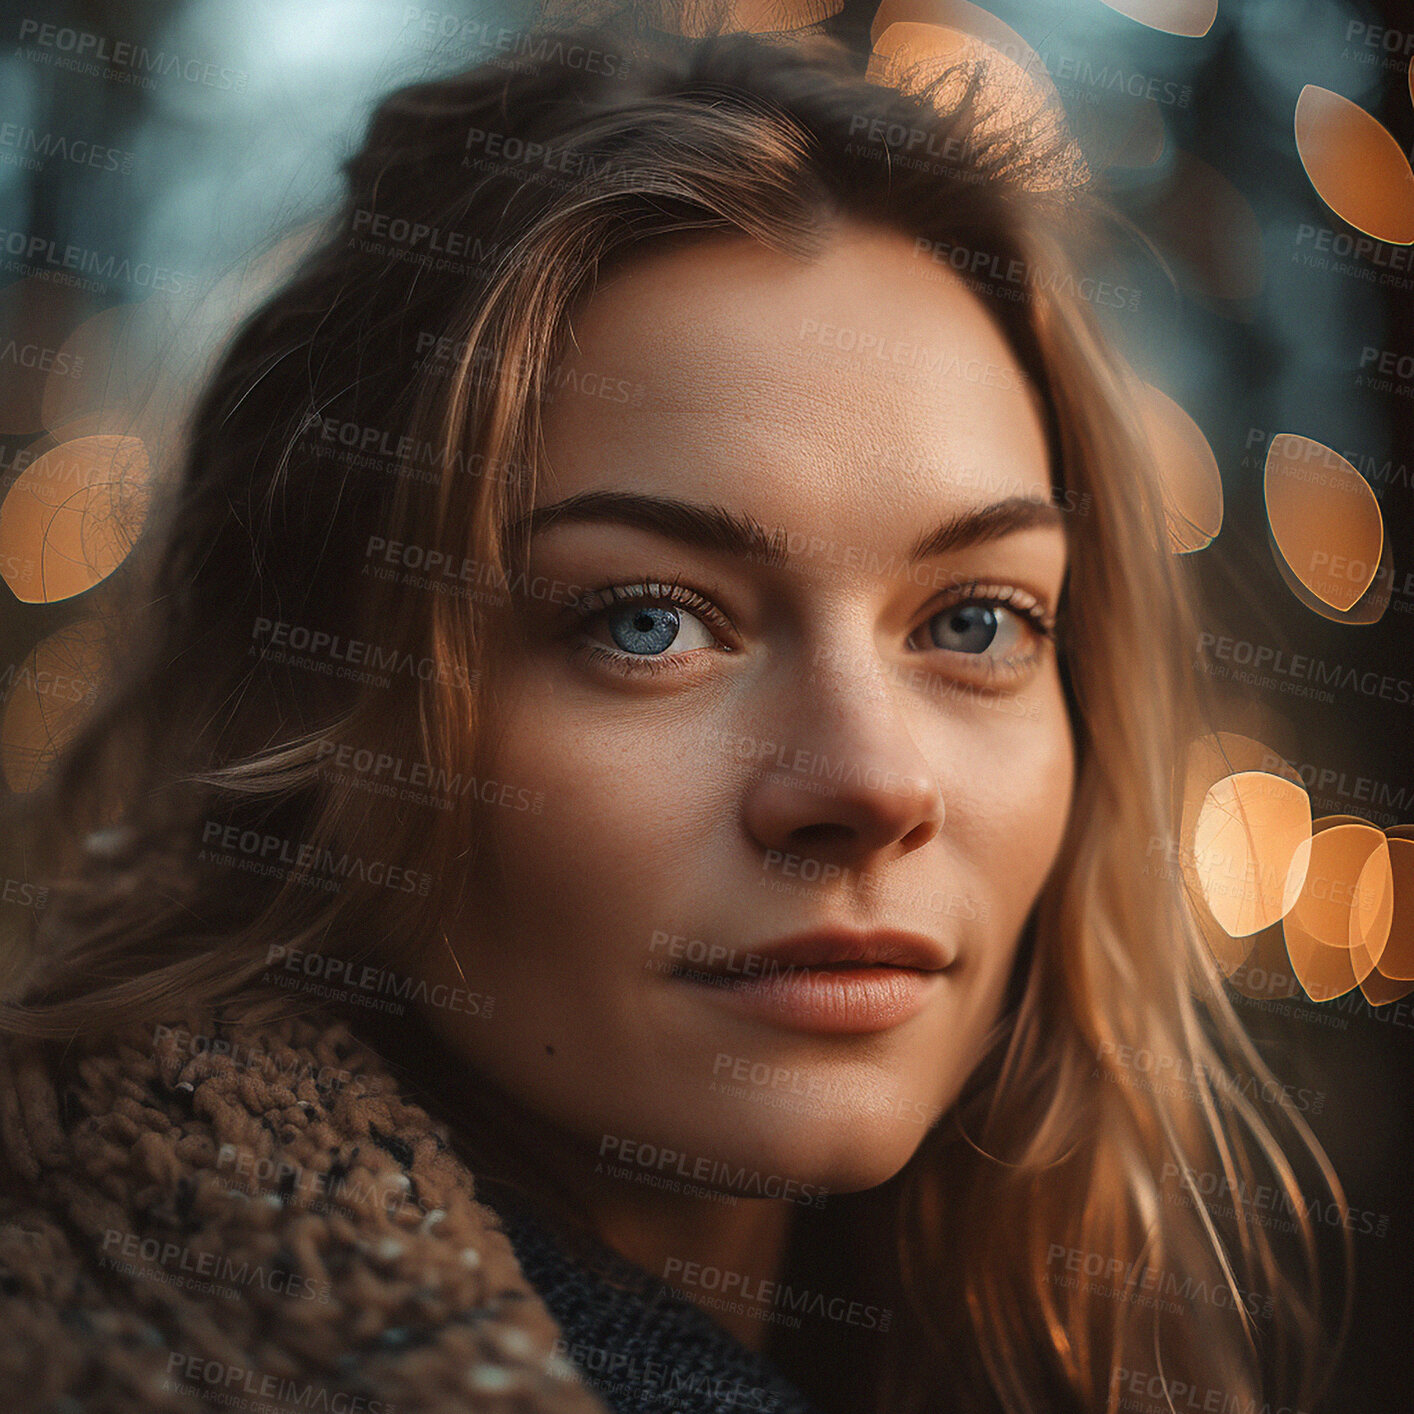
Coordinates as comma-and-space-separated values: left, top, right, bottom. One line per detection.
487, 1191, 825, 1414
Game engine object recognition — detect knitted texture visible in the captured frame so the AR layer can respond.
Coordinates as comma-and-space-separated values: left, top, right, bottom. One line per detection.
0, 1002, 611, 1413
489, 1194, 824, 1414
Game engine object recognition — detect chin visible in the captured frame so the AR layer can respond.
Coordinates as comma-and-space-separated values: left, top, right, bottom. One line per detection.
629, 1101, 937, 1203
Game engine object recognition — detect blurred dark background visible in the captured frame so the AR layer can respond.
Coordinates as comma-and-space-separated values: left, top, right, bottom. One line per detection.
1, 0, 1410, 1407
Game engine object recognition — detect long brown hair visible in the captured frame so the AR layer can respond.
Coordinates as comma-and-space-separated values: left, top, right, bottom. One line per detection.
0, 18, 1346, 1414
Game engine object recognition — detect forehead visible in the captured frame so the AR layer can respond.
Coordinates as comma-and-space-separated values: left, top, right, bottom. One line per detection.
538, 222, 1053, 535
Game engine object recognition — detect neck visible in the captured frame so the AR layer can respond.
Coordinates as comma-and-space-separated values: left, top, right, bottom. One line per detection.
351, 1001, 798, 1352
577, 1171, 795, 1352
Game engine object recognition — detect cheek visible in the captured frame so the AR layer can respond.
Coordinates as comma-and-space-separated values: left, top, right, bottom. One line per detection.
944, 687, 1076, 931
476, 688, 719, 934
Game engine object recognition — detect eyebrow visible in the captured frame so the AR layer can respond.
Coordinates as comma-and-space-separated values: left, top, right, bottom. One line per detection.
511, 490, 1066, 569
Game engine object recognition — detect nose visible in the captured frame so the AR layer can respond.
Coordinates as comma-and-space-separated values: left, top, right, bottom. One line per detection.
740, 648, 946, 866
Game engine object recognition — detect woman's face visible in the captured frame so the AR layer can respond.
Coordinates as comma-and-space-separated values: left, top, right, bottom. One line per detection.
441, 221, 1075, 1195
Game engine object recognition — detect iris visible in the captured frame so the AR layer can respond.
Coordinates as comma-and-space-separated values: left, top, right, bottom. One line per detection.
608, 605, 682, 655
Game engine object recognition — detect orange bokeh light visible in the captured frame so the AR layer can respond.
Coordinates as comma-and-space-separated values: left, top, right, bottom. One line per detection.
1264, 433, 1383, 613
1294, 85, 1414, 245
1097, 0, 1217, 40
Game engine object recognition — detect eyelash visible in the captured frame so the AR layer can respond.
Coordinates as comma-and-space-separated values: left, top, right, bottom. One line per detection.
906, 580, 1056, 686
564, 577, 737, 679
564, 576, 1056, 685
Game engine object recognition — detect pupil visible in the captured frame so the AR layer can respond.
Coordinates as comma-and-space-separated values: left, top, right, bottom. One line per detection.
609, 605, 680, 655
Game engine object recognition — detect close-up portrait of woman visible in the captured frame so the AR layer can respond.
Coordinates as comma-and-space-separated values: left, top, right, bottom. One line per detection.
2, 1, 1411, 1411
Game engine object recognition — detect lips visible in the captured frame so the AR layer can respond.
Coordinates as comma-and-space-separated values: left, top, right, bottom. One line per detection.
745, 927, 953, 976
670, 927, 954, 1035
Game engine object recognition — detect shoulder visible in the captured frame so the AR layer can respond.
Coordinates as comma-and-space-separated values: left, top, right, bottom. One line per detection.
0, 1005, 606, 1413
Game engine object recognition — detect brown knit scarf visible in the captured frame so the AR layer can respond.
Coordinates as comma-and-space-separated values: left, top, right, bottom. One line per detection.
0, 1000, 611, 1413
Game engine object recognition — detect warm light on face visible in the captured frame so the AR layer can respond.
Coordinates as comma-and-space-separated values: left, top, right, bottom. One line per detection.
417, 223, 1076, 1198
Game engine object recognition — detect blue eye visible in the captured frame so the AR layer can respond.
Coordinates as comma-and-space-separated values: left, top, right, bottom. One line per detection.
907, 595, 1042, 665
925, 603, 1001, 654
584, 591, 718, 659
564, 580, 730, 676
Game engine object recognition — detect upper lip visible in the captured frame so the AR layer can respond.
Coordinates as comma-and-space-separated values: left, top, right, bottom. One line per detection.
738, 927, 954, 976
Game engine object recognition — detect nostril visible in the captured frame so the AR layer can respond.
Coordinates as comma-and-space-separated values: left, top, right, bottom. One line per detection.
790, 822, 856, 851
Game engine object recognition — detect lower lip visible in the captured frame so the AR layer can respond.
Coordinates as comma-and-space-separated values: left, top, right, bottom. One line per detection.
679, 965, 943, 1035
